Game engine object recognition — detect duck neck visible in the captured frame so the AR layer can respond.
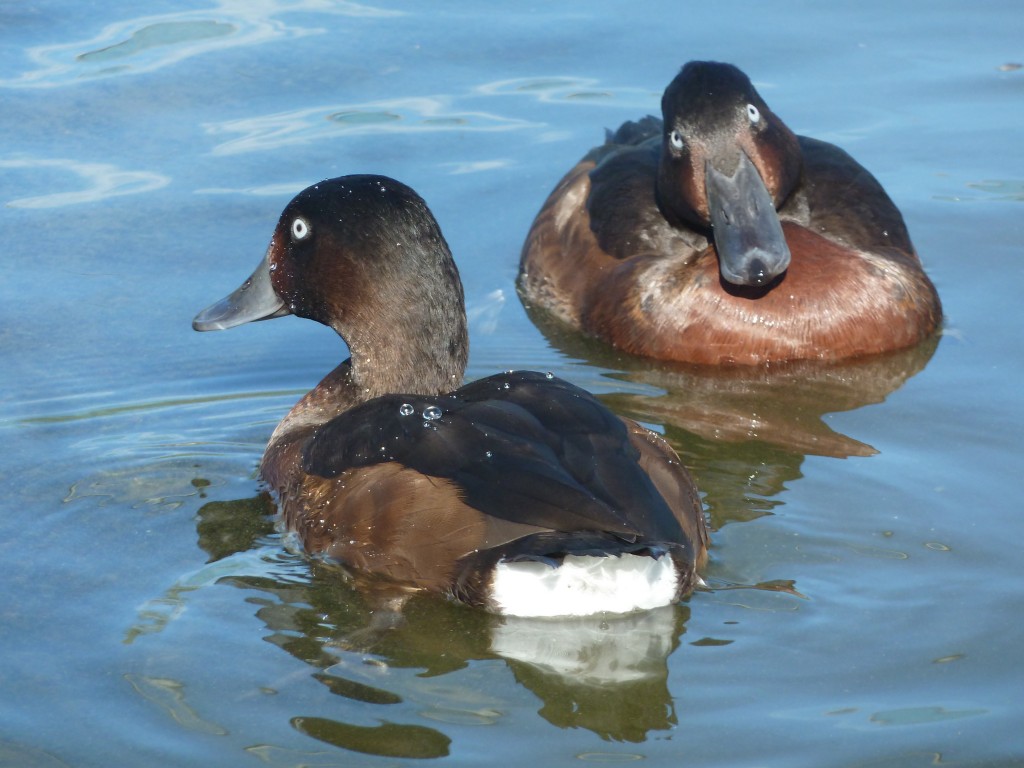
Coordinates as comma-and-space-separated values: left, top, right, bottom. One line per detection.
262, 301, 468, 488
262, 237, 470, 488
275, 292, 468, 435
341, 248, 470, 401
346, 311, 468, 401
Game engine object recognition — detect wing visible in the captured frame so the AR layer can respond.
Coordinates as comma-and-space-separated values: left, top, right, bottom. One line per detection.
290, 463, 491, 590
303, 371, 687, 544
584, 136, 709, 263
788, 135, 914, 255
623, 417, 709, 564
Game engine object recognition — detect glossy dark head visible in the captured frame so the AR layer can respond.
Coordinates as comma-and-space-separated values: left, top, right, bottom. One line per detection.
194, 175, 469, 392
657, 61, 801, 286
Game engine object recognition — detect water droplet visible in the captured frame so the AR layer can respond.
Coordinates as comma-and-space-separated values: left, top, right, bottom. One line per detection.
545, 371, 554, 379
423, 405, 442, 420
268, 262, 278, 272
502, 383, 510, 390
485, 451, 493, 459
399, 403, 414, 416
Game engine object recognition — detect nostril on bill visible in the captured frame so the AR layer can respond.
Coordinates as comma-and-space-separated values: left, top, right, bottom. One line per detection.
747, 258, 767, 284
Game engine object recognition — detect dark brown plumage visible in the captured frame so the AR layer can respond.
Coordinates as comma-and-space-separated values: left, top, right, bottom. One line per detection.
194, 175, 708, 614
518, 61, 942, 365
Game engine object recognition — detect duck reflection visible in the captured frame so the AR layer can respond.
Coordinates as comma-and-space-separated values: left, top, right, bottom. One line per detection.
160, 328, 938, 752
495, 609, 683, 742
193, 494, 688, 746
526, 309, 940, 527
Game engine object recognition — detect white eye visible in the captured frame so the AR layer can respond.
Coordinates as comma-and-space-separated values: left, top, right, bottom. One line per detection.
746, 103, 761, 124
291, 217, 310, 240
669, 129, 685, 151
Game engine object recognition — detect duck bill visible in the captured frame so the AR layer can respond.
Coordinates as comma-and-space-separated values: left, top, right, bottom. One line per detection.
192, 247, 290, 331
705, 152, 791, 287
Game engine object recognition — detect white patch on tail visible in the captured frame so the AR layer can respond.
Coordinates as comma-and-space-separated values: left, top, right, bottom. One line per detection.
490, 553, 678, 617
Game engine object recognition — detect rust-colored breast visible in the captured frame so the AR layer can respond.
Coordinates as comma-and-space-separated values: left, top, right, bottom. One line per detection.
519, 161, 608, 328
585, 224, 941, 365
522, 169, 941, 365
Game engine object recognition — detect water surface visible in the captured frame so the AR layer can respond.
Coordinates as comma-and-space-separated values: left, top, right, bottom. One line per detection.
2, 1, 1022, 766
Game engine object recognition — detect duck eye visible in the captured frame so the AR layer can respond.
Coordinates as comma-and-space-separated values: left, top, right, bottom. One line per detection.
668, 129, 685, 151
746, 104, 761, 124
291, 217, 310, 241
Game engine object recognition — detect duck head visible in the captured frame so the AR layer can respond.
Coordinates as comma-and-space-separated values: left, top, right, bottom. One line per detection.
656, 61, 801, 288
194, 175, 468, 394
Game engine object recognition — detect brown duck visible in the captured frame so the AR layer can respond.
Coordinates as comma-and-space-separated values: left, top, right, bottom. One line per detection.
519, 61, 942, 365
194, 175, 708, 616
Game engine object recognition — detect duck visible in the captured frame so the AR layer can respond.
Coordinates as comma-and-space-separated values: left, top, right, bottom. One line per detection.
193, 174, 708, 617
518, 61, 942, 366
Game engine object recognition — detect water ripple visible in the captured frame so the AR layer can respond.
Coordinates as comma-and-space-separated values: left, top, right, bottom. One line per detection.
0, 0, 402, 89
204, 96, 539, 155
474, 76, 658, 110
201, 74, 667, 157
466, 289, 506, 335
1, 157, 169, 208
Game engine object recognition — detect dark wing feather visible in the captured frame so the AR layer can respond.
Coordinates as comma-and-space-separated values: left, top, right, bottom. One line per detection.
584, 136, 708, 263
587, 114, 663, 164
788, 136, 913, 254
302, 371, 684, 543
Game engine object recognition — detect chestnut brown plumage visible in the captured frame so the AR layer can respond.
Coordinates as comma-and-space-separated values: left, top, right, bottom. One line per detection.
194, 175, 708, 614
518, 61, 942, 365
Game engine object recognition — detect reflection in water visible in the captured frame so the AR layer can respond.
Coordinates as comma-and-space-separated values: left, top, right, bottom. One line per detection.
195, 494, 277, 562
0, 157, 169, 208
119, 317, 933, 757
138, 495, 693, 752
0, 1, 401, 88
238, 569, 686, 746
118, 302, 918, 754
124, 494, 277, 644
495, 609, 682, 742
291, 717, 451, 759
124, 674, 228, 736
524, 307, 939, 528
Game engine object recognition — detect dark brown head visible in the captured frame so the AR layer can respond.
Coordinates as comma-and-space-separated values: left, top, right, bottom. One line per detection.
657, 61, 801, 287
193, 175, 469, 396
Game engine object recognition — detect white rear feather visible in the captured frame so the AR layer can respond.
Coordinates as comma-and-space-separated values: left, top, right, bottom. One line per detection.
490, 553, 678, 617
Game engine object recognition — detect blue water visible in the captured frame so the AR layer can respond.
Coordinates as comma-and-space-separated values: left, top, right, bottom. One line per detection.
2, 1, 1023, 766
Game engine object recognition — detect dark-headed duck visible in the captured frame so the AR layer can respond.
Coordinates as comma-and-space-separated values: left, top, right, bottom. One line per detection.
518, 61, 942, 366
194, 175, 708, 616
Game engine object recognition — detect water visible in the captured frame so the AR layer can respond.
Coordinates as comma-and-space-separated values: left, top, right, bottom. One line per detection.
2, 1, 1022, 765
